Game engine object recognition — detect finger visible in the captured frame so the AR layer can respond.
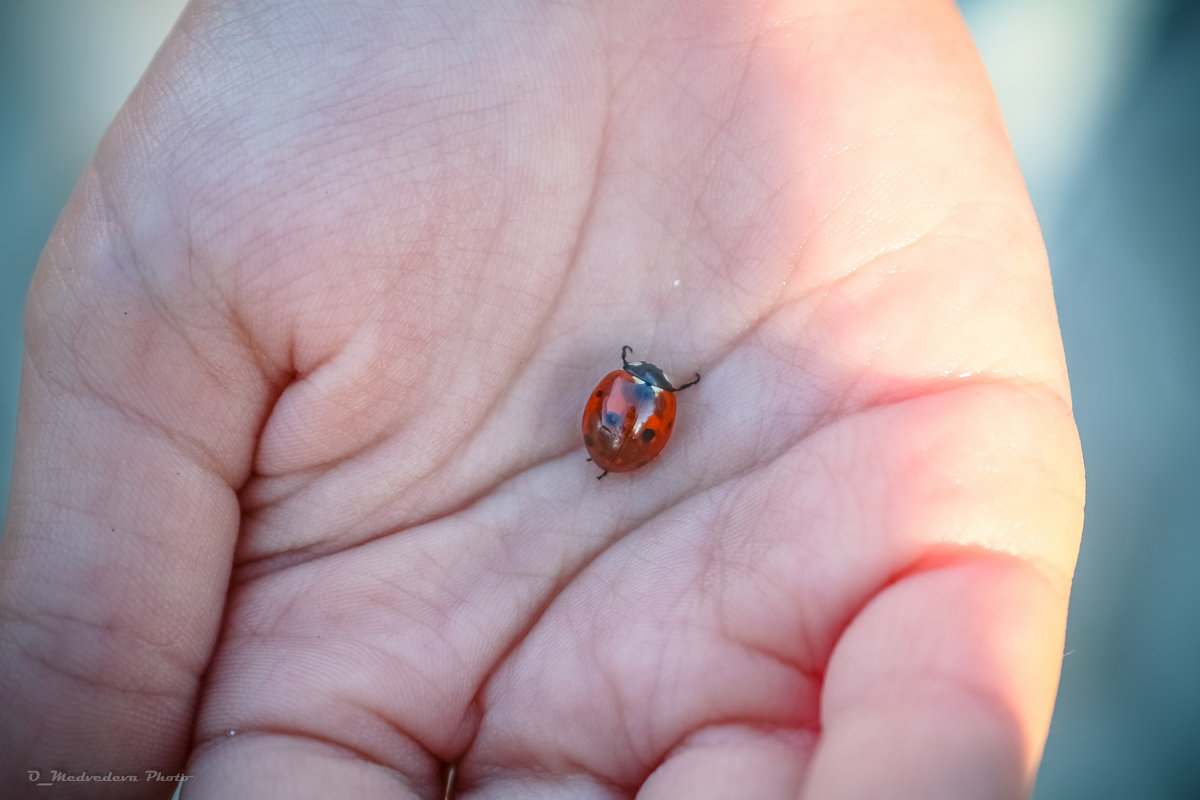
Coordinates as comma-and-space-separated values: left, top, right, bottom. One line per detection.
637, 726, 813, 800
768, 0, 1073, 407
0, 166, 275, 795
801, 557, 1067, 800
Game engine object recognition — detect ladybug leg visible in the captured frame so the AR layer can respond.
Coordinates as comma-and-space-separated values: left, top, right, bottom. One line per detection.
621, 345, 633, 368
674, 373, 701, 392
596, 468, 609, 480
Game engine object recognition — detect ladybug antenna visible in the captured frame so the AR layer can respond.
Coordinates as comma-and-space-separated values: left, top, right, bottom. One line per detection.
673, 373, 701, 392
621, 345, 633, 368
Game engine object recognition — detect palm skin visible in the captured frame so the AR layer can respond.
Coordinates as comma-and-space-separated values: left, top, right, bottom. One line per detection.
0, 1, 1084, 798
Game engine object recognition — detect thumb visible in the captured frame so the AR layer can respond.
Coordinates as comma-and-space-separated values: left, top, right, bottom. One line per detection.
0, 163, 273, 795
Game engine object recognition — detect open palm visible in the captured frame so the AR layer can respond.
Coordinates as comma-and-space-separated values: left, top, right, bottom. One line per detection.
0, 1, 1084, 798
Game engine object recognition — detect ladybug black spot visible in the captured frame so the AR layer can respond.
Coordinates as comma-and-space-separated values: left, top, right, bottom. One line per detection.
595, 390, 604, 398
584, 434, 594, 447
640, 428, 656, 443
667, 419, 674, 429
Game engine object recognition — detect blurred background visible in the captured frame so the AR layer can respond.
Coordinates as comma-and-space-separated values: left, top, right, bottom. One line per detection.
0, 0, 1196, 797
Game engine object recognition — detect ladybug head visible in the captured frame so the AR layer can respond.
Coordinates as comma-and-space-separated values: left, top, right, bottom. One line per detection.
620, 345, 700, 392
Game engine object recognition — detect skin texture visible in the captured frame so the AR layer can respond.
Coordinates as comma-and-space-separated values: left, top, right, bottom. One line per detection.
0, 0, 1084, 798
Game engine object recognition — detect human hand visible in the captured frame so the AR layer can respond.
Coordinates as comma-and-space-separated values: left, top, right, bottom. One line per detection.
0, 1, 1084, 798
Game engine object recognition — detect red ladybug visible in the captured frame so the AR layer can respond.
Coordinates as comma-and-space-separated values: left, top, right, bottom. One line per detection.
582, 346, 700, 478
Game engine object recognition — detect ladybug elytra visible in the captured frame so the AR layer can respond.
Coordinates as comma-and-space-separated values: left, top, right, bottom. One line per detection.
581, 346, 700, 479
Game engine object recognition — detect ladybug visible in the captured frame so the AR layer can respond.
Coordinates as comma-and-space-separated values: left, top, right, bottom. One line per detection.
582, 346, 700, 479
